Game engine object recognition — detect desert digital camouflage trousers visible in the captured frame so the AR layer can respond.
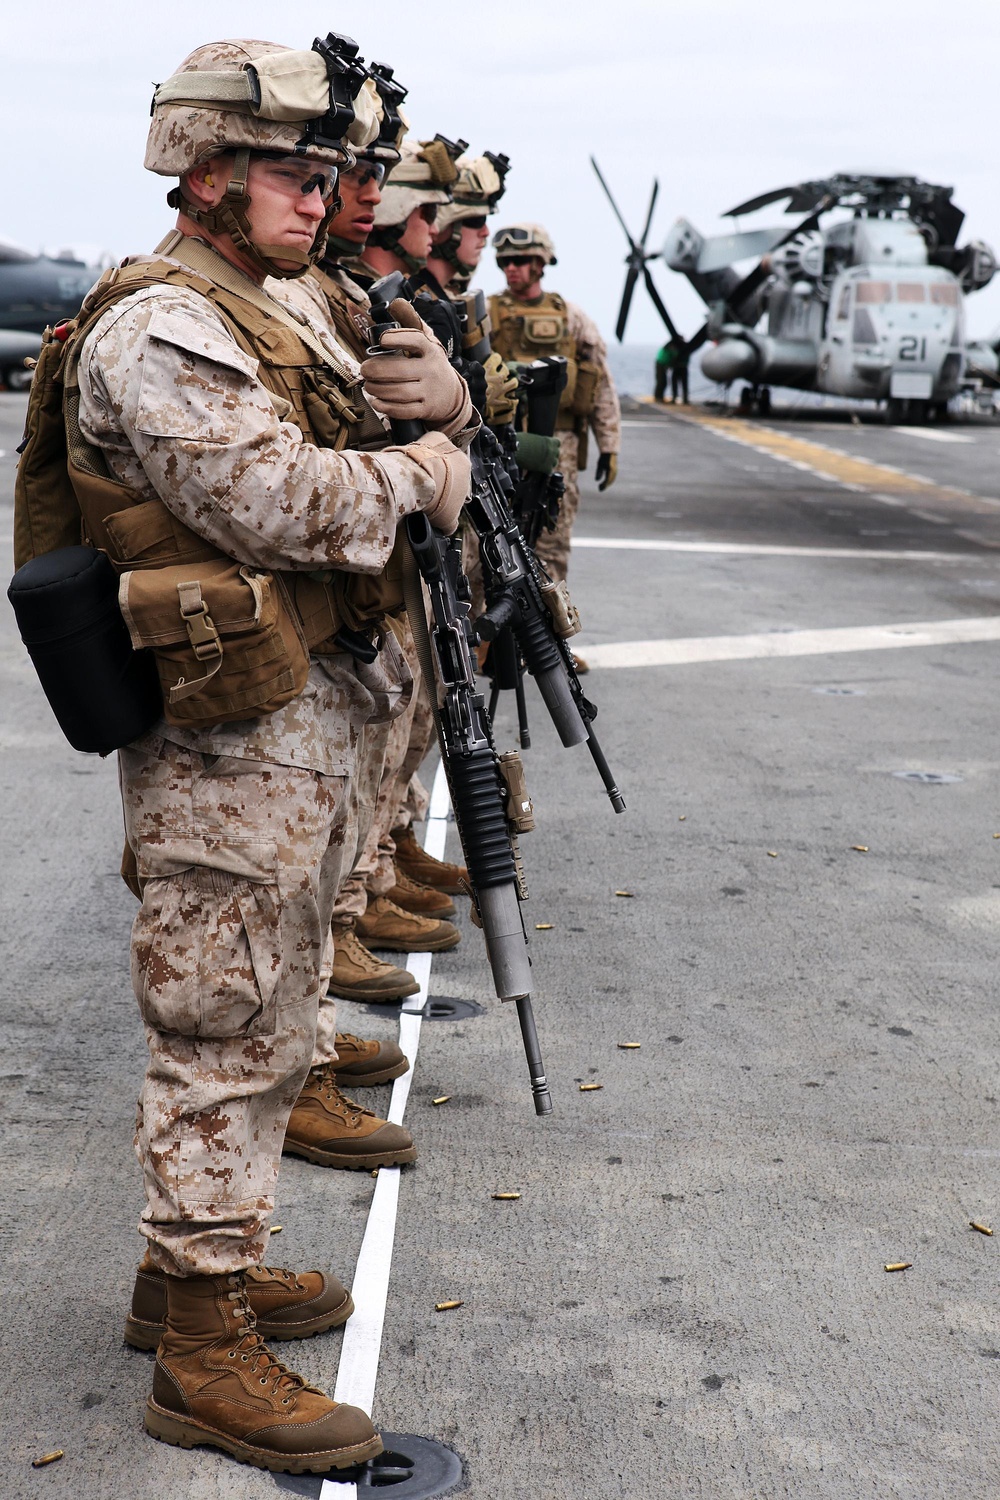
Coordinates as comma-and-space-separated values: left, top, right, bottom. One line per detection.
329, 615, 437, 932
392, 626, 435, 836
120, 732, 368, 1277
534, 429, 580, 585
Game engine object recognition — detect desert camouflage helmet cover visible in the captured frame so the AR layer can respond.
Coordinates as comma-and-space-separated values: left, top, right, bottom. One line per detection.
145, 38, 380, 176
493, 221, 557, 266
372, 137, 457, 229
435, 152, 507, 233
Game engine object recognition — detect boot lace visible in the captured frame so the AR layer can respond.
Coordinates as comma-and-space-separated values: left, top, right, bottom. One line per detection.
337, 928, 391, 975
224, 1276, 319, 1403
310, 1069, 377, 1122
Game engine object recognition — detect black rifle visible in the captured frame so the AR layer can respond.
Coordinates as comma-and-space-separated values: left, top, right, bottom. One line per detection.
467, 422, 625, 814
443, 295, 625, 813
509, 356, 567, 550
366, 274, 552, 1117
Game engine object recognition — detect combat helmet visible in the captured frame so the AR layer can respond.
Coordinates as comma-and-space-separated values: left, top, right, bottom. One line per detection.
362, 63, 409, 167
433, 152, 510, 271
493, 222, 557, 267
368, 136, 466, 273
323, 61, 410, 262
145, 34, 380, 279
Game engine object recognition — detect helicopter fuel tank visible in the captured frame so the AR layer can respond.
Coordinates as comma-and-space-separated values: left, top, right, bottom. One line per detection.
701, 327, 818, 388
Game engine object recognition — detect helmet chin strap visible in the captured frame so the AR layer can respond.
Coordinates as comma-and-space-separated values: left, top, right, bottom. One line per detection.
436, 223, 470, 271
366, 222, 426, 274
168, 149, 334, 280
323, 232, 365, 262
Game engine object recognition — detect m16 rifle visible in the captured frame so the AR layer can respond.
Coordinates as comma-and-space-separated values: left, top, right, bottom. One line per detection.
365, 274, 551, 1117
445, 294, 623, 808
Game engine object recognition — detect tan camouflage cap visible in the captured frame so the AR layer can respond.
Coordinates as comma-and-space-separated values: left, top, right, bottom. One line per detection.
145, 38, 379, 176
493, 221, 557, 266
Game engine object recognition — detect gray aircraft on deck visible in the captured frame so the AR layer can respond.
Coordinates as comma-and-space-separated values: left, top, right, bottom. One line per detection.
0, 239, 100, 387
594, 165, 996, 420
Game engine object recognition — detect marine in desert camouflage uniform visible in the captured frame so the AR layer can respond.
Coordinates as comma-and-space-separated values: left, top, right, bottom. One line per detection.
279, 112, 469, 1003
73, 38, 475, 1472
490, 223, 621, 596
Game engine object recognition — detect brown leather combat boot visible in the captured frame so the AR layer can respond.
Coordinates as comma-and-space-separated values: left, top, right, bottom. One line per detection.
328, 926, 420, 1002
386, 867, 456, 919
357, 895, 460, 954
145, 1271, 380, 1473
333, 1032, 410, 1088
391, 824, 468, 894
284, 1066, 417, 1170
125, 1255, 354, 1351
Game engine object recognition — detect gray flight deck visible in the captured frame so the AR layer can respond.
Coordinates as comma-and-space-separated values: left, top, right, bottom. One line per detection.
4, 389, 1000, 1499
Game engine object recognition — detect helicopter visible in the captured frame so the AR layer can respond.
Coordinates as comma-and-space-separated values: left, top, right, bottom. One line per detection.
593, 164, 997, 421
0, 238, 101, 387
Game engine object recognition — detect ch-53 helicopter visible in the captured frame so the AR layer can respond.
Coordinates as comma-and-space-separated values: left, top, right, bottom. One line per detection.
594, 163, 997, 421
0, 239, 101, 387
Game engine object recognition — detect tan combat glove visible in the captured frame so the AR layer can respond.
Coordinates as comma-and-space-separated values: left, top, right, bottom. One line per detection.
482, 351, 518, 426
396, 429, 470, 536
360, 300, 471, 432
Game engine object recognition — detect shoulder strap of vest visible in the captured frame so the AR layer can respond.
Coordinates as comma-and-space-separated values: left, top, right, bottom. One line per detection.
156, 233, 357, 381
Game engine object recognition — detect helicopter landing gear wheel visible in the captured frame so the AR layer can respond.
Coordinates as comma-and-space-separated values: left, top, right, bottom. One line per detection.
887, 396, 930, 426
738, 385, 771, 417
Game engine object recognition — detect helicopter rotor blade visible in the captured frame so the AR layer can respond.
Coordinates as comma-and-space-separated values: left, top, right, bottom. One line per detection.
725, 182, 821, 217
641, 265, 680, 341
590, 155, 640, 251
638, 179, 659, 251
615, 265, 641, 343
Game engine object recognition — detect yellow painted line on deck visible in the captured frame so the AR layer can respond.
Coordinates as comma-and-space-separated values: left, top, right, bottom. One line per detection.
634, 400, 1000, 517
684, 410, 1000, 513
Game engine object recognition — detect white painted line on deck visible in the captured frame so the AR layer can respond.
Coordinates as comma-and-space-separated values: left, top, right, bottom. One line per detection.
580, 616, 1000, 670
891, 426, 973, 443
321, 760, 451, 1500
572, 536, 987, 562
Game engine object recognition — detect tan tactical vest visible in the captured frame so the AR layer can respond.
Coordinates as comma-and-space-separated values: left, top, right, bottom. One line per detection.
310, 263, 373, 364
15, 247, 404, 729
488, 290, 600, 434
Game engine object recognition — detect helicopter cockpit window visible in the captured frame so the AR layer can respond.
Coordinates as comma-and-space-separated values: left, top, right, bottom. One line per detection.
852, 308, 879, 346
836, 285, 851, 319
855, 282, 892, 305
930, 283, 959, 306
897, 283, 926, 303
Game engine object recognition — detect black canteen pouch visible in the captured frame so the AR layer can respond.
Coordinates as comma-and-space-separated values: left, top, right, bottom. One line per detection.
7, 545, 162, 755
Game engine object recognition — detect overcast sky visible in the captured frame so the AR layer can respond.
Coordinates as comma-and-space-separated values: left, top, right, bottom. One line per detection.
5, 0, 1000, 345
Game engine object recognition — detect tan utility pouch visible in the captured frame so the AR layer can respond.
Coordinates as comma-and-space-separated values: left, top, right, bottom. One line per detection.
572, 359, 600, 418
118, 560, 308, 727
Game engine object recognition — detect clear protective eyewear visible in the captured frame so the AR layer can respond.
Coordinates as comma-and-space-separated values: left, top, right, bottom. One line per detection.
343, 160, 388, 189
249, 154, 340, 202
